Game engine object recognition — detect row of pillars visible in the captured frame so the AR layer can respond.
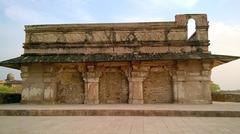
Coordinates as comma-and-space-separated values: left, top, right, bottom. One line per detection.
83, 66, 148, 104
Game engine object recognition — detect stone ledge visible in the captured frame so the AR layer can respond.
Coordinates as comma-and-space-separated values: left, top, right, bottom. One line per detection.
0, 53, 238, 69
1, 102, 240, 117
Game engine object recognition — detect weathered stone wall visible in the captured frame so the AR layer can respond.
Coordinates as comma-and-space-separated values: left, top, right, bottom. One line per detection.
55, 66, 84, 104
143, 71, 173, 103
172, 60, 212, 104
99, 68, 128, 104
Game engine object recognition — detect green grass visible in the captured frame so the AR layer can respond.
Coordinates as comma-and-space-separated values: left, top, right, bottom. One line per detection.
0, 85, 15, 93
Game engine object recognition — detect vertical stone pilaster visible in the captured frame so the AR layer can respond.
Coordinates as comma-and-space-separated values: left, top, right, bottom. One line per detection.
43, 65, 56, 104
128, 77, 144, 104
201, 61, 213, 103
172, 70, 186, 103
128, 70, 148, 104
172, 61, 187, 103
202, 62, 212, 78
172, 75, 178, 102
20, 66, 29, 103
20, 66, 29, 81
83, 65, 101, 104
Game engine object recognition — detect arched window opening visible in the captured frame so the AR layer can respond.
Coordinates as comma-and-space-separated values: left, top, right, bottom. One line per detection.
187, 18, 196, 40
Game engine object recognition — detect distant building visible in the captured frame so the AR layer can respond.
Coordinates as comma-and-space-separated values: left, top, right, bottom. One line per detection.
0, 80, 4, 85
0, 73, 22, 93
0, 14, 239, 104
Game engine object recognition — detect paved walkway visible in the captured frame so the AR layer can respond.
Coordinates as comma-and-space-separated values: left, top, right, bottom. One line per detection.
0, 116, 239, 134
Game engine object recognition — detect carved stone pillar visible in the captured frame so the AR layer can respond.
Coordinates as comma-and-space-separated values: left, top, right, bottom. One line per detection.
201, 61, 213, 103
83, 65, 101, 104
128, 71, 148, 104
172, 61, 187, 103
43, 65, 56, 104
172, 70, 186, 103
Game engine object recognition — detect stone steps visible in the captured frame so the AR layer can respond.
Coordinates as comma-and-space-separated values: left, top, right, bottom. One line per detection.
1, 102, 240, 117
1, 109, 240, 117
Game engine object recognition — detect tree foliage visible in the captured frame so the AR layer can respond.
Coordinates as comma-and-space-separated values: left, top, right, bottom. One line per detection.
210, 83, 221, 92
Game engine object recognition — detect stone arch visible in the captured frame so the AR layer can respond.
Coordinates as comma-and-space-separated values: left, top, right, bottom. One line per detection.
99, 67, 128, 104
187, 18, 196, 40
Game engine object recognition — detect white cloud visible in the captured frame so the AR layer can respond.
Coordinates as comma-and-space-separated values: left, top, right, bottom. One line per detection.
175, 0, 198, 8
153, 0, 198, 8
61, 7, 94, 23
130, 0, 198, 10
209, 22, 240, 90
121, 0, 198, 23
3, 1, 94, 24
49, 0, 94, 23
209, 22, 240, 56
112, 15, 165, 23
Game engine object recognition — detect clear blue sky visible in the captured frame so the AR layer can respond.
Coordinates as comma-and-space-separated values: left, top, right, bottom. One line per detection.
0, 0, 240, 90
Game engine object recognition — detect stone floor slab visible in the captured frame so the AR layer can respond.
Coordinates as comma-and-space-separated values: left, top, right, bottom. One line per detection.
0, 116, 239, 134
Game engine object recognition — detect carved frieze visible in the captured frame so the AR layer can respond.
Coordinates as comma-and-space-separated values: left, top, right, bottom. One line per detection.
28, 30, 170, 44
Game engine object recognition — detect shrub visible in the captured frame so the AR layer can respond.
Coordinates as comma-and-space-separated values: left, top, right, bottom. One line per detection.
0, 85, 15, 93
0, 93, 21, 104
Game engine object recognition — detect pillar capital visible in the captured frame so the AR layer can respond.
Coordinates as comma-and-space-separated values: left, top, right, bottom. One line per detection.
130, 71, 148, 78
173, 70, 186, 82
128, 77, 145, 82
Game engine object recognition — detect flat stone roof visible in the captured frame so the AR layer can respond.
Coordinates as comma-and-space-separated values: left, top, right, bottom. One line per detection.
0, 53, 238, 69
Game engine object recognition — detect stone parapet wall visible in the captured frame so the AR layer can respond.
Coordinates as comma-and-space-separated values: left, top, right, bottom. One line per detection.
23, 14, 209, 55
212, 91, 240, 102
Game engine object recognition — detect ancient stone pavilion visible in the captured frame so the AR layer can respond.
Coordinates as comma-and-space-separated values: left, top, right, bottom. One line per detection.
0, 14, 239, 104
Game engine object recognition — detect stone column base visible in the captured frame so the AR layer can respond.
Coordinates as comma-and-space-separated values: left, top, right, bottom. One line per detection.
84, 100, 99, 104
131, 99, 144, 104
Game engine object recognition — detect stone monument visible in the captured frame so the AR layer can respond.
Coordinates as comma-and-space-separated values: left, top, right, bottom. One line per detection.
0, 14, 239, 104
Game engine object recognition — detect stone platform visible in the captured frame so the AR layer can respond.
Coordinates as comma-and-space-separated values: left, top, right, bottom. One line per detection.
0, 102, 240, 117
